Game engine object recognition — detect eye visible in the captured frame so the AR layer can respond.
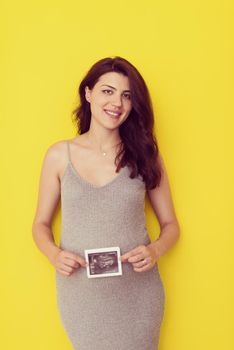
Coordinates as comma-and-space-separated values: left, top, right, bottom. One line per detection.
102, 89, 113, 95
123, 93, 131, 100
102, 89, 131, 100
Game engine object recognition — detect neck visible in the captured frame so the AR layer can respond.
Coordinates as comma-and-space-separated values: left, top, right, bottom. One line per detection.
85, 128, 122, 150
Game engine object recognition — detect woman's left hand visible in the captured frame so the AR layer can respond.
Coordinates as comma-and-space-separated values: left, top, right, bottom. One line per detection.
120, 243, 160, 273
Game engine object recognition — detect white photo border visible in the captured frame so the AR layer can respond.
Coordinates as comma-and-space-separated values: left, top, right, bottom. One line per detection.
84, 246, 122, 278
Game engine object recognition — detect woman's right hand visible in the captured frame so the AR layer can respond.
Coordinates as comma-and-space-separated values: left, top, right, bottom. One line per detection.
51, 248, 88, 276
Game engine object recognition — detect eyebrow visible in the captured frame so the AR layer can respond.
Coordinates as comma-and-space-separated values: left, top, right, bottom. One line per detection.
100, 84, 131, 93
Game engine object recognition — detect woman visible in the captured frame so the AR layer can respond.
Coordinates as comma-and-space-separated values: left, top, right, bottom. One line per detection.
32, 56, 180, 350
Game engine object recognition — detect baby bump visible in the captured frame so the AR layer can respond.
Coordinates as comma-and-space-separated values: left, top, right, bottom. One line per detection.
56, 261, 165, 322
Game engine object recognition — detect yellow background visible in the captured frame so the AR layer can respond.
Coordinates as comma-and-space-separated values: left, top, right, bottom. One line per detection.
1, 0, 233, 349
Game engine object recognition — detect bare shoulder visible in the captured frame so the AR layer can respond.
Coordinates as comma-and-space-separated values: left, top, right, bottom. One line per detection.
44, 136, 86, 176
45, 139, 67, 163
32, 139, 73, 227
42, 139, 70, 180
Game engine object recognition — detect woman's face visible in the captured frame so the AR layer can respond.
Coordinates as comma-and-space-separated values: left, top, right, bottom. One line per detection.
85, 72, 132, 129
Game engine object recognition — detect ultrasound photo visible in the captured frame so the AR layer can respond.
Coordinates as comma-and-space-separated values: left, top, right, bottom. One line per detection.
84, 247, 123, 278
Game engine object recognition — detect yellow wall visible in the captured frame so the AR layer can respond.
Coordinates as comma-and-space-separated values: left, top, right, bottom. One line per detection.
1, 1, 233, 349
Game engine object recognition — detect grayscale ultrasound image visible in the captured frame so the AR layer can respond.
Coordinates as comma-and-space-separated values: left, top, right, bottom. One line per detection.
88, 251, 119, 275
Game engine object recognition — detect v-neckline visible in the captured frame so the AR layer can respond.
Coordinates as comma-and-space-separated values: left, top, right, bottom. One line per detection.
67, 161, 127, 190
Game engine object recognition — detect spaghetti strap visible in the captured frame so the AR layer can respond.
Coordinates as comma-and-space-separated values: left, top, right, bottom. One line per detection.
66, 141, 71, 162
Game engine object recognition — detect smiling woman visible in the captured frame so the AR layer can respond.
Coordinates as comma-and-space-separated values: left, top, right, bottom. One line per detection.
71, 57, 163, 188
83, 71, 133, 141
32, 56, 180, 350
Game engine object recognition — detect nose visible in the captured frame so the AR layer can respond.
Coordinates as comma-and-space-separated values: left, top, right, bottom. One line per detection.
111, 93, 122, 107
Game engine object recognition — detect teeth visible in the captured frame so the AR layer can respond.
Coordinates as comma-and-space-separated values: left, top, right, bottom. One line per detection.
104, 110, 121, 117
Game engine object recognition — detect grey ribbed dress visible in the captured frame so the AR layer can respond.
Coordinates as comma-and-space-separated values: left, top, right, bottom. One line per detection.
55, 141, 165, 350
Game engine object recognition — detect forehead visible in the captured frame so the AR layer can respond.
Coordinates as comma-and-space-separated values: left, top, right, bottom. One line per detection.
96, 72, 130, 89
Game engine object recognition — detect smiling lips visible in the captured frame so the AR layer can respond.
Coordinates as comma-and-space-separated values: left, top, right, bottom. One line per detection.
104, 109, 121, 118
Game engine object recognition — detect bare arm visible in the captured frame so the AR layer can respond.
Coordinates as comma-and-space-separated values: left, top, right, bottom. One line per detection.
147, 154, 180, 259
32, 143, 62, 264
32, 142, 87, 276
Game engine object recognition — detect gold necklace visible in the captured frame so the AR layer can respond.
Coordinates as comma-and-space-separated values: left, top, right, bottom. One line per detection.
100, 140, 122, 156
86, 134, 122, 156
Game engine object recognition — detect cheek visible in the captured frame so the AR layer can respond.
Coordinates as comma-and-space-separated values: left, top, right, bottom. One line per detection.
90, 98, 106, 112
96, 95, 108, 107
125, 97, 132, 106
125, 101, 132, 112
90, 100, 107, 117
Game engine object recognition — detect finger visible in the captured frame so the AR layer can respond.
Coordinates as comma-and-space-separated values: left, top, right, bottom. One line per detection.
121, 245, 145, 262
120, 255, 128, 263
58, 269, 70, 276
134, 259, 157, 272
133, 263, 151, 273
120, 250, 135, 261
60, 263, 73, 273
63, 257, 80, 268
58, 266, 77, 276
62, 250, 80, 262
132, 258, 148, 268
128, 253, 145, 263
63, 251, 88, 267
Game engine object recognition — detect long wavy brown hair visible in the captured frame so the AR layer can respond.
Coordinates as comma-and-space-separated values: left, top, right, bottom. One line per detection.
71, 56, 162, 190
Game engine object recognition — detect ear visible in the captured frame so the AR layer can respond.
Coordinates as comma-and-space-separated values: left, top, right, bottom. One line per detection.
85, 86, 91, 103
